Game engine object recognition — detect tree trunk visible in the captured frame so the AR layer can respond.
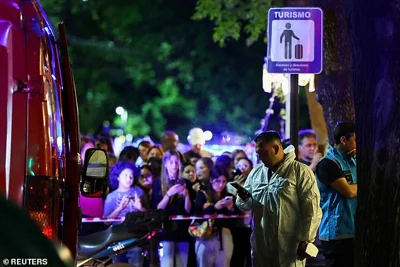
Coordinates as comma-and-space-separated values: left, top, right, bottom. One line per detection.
344, 0, 400, 266
312, 0, 355, 144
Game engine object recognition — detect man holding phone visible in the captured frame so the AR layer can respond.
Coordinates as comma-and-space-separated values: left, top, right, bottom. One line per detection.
236, 131, 322, 267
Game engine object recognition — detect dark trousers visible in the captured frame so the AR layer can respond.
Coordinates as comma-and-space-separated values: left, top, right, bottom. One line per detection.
230, 227, 252, 267
321, 238, 354, 267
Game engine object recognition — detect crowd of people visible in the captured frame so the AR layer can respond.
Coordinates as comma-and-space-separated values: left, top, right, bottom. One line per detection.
78, 121, 357, 267
79, 129, 253, 267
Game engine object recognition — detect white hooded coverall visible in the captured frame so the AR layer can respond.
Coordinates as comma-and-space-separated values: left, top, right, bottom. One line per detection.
236, 145, 322, 267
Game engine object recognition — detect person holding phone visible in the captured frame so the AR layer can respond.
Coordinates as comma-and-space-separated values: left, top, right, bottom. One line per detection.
156, 150, 191, 267
103, 161, 148, 266
194, 166, 237, 267
230, 157, 253, 267
232, 157, 253, 186
236, 131, 322, 267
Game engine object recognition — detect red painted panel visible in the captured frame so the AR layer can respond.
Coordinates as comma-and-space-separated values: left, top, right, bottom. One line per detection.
8, 92, 28, 206
0, 21, 13, 199
23, 1, 52, 179
0, 0, 27, 81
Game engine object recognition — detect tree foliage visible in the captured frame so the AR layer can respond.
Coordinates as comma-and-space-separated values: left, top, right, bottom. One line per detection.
39, 0, 269, 141
193, 0, 276, 46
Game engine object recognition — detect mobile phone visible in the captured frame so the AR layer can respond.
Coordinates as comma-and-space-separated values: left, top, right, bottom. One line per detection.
173, 179, 185, 186
229, 182, 251, 201
224, 196, 233, 201
232, 168, 242, 176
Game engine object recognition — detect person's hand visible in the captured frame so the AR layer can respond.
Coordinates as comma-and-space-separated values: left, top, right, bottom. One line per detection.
214, 199, 226, 210
132, 193, 143, 211
117, 195, 130, 211
179, 187, 189, 197
140, 176, 152, 186
203, 202, 213, 209
234, 174, 246, 186
309, 151, 323, 172
167, 184, 184, 197
223, 197, 234, 210
312, 152, 323, 164
348, 148, 356, 158
297, 241, 308, 261
192, 182, 200, 192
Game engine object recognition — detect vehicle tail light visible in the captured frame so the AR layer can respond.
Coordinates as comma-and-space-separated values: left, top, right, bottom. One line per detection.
24, 176, 58, 240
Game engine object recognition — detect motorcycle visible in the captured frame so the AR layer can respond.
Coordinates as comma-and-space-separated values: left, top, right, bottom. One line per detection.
76, 210, 167, 267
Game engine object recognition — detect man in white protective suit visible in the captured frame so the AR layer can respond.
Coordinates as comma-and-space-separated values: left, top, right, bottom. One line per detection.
236, 131, 322, 267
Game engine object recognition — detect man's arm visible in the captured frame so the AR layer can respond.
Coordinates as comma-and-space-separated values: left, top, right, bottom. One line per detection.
297, 166, 322, 244
330, 178, 357, 198
317, 159, 357, 199
235, 167, 255, 212
292, 31, 300, 40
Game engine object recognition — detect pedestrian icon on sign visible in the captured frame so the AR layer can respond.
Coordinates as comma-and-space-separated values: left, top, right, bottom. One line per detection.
280, 23, 300, 59
268, 7, 323, 73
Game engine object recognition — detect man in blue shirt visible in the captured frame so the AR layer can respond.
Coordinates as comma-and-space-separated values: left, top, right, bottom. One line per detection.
316, 121, 357, 267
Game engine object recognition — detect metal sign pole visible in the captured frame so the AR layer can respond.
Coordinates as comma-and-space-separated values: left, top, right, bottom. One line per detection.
285, 83, 291, 140
289, 74, 299, 158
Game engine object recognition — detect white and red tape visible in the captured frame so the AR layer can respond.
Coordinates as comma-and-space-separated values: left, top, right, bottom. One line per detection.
81, 214, 250, 223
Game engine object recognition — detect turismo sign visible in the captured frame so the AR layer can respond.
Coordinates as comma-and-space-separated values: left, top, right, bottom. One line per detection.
266, 8, 323, 74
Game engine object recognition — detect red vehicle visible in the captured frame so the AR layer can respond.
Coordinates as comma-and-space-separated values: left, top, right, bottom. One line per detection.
0, 0, 105, 259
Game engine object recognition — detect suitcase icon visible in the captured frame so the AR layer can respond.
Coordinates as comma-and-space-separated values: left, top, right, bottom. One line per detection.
295, 43, 303, 59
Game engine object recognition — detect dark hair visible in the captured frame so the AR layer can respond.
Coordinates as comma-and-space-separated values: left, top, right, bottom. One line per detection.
235, 157, 253, 169
184, 150, 201, 163
298, 129, 317, 144
96, 135, 114, 154
281, 138, 291, 149
80, 135, 96, 153
231, 149, 246, 161
215, 155, 232, 171
207, 166, 229, 202
146, 157, 162, 178
119, 146, 139, 162
211, 165, 230, 181
182, 161, 195, 170
109, 161, 137, 191
254, 130, 282, 145
197, 157, 214, 172
138, 140, 152, 149
140, 164, 155, 178
221, 151, 232, 157
334, 121, 356, 144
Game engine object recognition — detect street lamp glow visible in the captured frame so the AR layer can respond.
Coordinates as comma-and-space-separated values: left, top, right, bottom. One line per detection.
115, 106, 125, 115
204, 130, 213, 141
126, 134, 133, 142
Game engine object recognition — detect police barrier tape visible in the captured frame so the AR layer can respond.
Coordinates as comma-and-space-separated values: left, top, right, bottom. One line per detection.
81, 214, 251, 223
